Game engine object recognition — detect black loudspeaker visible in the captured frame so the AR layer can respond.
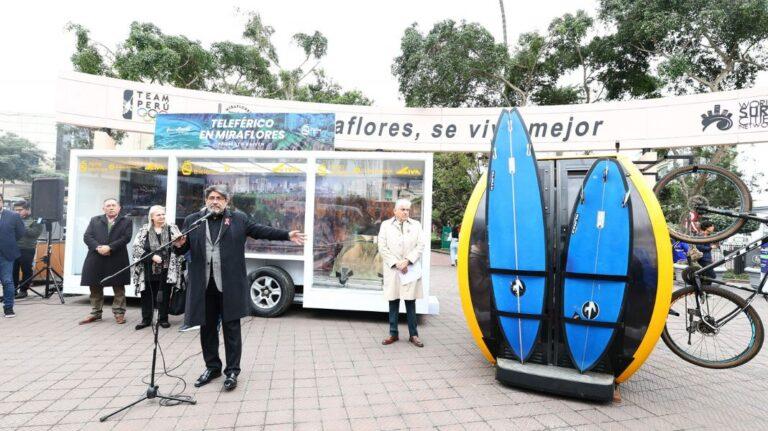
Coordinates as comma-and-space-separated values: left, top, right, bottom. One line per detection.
32, 177, 65, 221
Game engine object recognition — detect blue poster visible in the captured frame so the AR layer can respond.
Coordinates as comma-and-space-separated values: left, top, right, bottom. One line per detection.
154, 113, 335, 150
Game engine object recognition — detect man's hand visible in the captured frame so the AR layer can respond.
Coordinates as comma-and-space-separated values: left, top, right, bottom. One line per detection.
289, 231, 307, 245
396, 259, 409, 273
173, 235, 187, 248
152, 255, 162, 264
96, 245, 111, 256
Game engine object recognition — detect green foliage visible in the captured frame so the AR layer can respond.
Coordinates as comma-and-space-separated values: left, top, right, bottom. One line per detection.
113, 22, 218, 90
659, 145, 763, 236
66, 14, 370, 106
599, 0, 768, 93
0, 132, 45, 185
66, 23, 113, 76
293, 70, 373, 105
392, 20, 509, 108
210, 41, 276, 96
431, 153, 484, 229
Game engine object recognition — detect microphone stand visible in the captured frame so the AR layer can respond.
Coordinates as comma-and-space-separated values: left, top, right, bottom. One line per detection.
99, 212, 211, 286
99, 214, 210, 422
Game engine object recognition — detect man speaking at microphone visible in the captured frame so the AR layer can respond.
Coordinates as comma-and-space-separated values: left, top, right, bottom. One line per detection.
173, 185, 306, 391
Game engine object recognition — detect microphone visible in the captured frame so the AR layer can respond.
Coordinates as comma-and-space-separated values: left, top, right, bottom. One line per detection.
191, 209, 215, 226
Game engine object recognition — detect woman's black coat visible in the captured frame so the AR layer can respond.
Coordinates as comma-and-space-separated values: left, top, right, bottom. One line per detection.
175, 209, 290, 326
80, 214, 133, 286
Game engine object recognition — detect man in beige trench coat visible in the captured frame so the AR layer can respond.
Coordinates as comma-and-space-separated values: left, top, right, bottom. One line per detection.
378, 199, 426, 347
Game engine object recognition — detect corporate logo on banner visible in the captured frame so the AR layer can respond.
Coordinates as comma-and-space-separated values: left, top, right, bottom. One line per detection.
122, 90, 171, 122
701, 105, 733, 131
701, 100, 768, 132
154, 113, 335, 150
738, 99, 768, 130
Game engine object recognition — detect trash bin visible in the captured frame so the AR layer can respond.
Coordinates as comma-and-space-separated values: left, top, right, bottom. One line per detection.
733, 253, 746, 274
441, 226, 452, 249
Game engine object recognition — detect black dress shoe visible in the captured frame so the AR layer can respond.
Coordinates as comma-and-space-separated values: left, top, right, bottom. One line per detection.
223, 373, 238, 391
194, 369, 222, 387
15, 290, 28, 299
134, 321, 151, 330
158, 321, 171, 329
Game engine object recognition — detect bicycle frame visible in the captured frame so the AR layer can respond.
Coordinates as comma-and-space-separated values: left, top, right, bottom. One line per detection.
687, 208, 768, 330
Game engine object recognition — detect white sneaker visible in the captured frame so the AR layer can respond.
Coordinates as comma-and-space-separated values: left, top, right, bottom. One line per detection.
179, 324, 199, 332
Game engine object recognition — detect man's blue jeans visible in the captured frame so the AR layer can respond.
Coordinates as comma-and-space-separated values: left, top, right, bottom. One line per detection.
389, 299, 418, 337
0, 258, 15, 310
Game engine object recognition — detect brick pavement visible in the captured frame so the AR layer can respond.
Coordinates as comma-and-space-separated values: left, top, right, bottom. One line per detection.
1, 252, 767, 430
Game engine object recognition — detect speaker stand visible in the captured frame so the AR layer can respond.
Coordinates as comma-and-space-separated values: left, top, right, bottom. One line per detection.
16, 222, 64, 304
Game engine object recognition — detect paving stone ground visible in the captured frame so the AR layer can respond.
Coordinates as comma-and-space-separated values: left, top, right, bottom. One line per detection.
1, 252, 767, 430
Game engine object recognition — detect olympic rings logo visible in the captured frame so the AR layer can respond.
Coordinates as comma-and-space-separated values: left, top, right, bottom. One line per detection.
137, 108, 168, 122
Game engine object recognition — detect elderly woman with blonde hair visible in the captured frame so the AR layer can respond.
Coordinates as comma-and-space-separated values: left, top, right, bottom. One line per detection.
132, 205, 182, 330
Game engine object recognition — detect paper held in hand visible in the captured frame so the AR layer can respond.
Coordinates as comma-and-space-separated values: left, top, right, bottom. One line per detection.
398, 263, 422, 284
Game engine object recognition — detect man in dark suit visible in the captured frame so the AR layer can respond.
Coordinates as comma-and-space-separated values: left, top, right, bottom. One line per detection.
0, 193, 27, 318
13, 200, 43, 299
79, 198, 133, 325
173, 185, 305, 391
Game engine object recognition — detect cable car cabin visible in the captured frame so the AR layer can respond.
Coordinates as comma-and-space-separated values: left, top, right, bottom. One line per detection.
64, 150, 437, 317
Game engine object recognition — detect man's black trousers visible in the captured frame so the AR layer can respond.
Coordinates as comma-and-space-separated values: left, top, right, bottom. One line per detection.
201, 278, 241, 376
13, 248, 35, 291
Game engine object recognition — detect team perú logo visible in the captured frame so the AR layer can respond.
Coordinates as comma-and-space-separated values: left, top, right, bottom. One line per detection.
122, 89, 171, 122
701, 104, 733, 131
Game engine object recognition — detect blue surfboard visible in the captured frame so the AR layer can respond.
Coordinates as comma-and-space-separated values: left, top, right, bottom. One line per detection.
562, 159, 632, 373
486, 109, 548, 363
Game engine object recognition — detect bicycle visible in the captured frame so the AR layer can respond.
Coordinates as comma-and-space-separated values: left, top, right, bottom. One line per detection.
653, 163, 768, 368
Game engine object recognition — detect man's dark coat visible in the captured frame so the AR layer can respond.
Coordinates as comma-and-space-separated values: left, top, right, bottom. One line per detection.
80, 214, 133, 286
176, 209, 289, 326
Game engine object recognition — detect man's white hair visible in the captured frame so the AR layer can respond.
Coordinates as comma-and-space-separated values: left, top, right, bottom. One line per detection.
394, 199, 412, 210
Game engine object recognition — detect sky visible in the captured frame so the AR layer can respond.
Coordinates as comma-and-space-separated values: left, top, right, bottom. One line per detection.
0, 0, 599, 112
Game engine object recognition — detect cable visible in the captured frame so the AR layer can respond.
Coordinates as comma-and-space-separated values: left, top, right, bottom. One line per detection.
138, 245, 197, 407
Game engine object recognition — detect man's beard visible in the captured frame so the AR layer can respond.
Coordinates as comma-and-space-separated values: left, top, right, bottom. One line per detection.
207, 205, 224, 215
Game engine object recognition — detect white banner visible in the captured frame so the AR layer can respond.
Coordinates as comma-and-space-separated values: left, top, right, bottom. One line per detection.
56, 71, 768, 152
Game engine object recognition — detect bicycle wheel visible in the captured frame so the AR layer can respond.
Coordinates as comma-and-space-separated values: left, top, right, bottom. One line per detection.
653, 164, 752, 244
661, 285, 764, 369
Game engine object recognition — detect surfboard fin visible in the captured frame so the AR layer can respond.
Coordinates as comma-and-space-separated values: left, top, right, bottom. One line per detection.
621, 190, 631, 208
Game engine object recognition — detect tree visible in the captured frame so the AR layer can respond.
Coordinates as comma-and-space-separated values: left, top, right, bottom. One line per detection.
600, 0, 768, 188
391, 16, 597, 230
55, 124, 94, 171
113, 22, 218, 90
66, 13, 371, 105
505, 31, 568, 106
599, 0, 768, 94
0, 132, 45, 194
392, 20, 509, 108
548, 11, 611, 103
432, 153, 485, 228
